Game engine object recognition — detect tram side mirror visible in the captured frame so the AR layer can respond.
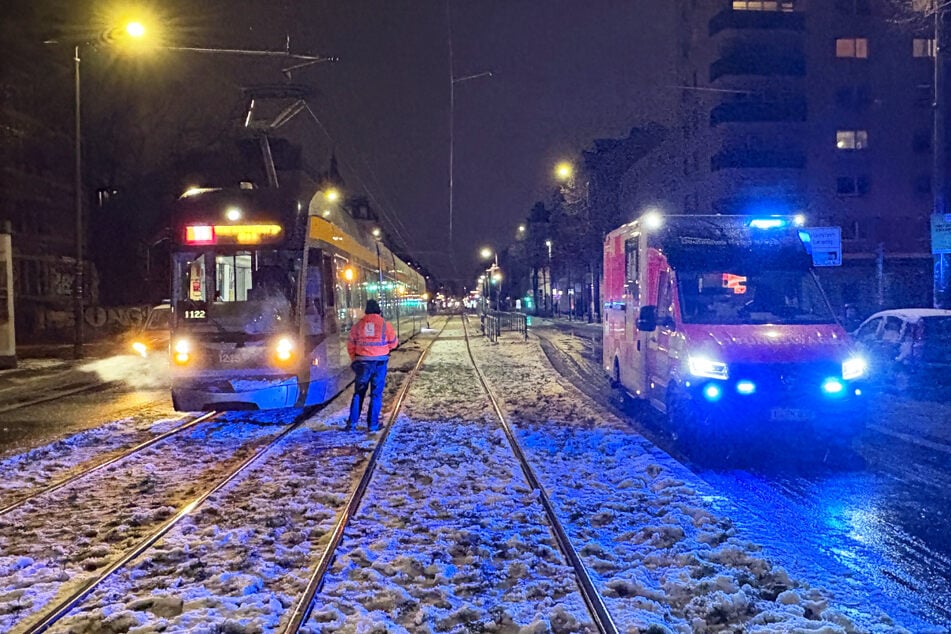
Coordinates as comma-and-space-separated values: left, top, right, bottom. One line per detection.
637, 305, 657, 332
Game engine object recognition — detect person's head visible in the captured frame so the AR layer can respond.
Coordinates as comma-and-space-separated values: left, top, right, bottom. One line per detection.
365, 299, 381, 315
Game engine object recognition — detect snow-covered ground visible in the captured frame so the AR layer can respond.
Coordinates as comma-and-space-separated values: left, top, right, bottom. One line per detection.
0, 318, 936, 632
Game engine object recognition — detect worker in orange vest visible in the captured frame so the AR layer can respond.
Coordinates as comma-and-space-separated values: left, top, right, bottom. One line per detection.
347, 299, 398, 431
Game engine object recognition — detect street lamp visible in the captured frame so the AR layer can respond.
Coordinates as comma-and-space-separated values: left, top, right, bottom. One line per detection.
60, 20, 148, 359
479, 247, 501, 312
554, 161, 574, 182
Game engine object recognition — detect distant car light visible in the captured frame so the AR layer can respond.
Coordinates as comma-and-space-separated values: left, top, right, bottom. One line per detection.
842, 356, 868, 381
688, 356, 729, 380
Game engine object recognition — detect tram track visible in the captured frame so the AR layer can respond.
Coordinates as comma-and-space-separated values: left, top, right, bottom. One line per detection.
12, 319, 449, 634
0, 411, 219, 516
0, 380, 121, 415
284, 314, 616, 632
20, 409, 315, 634
1, 410, 298, 633
460, 316, 619, 634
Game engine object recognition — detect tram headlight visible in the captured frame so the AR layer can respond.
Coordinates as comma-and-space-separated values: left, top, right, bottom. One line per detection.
274, 336, 295, 364
173, 338, 191, 365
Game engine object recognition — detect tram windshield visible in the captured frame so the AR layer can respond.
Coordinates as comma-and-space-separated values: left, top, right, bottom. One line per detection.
172, 249, 298, 334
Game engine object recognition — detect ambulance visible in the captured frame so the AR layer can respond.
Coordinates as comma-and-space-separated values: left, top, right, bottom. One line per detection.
602, 213, 867, 445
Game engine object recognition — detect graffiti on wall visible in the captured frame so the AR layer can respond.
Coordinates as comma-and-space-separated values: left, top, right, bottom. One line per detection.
38, 305, 151, 338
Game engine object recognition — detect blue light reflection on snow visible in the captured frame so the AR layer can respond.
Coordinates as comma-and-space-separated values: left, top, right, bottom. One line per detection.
698, 466, 950, 631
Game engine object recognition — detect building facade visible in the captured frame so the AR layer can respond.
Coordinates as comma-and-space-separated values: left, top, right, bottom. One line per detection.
620, 0, 937, 315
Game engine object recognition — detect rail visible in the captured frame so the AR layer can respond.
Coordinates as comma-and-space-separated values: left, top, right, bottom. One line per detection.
282, 315, 451, 632
481, 310, 528, 343
0, 411, 219, 517
462, 315, 618, 633
22, 410, 312, 634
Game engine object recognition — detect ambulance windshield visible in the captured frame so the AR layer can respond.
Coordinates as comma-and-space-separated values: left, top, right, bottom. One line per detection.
678, 268, 836, 325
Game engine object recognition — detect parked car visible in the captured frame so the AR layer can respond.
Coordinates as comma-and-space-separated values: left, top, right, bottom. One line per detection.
851, 308, 951, 392
129, 303, 171, 358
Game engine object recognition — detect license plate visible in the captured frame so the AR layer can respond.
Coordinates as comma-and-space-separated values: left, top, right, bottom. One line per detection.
219, 351, 240, 364
770, 407, 815, 422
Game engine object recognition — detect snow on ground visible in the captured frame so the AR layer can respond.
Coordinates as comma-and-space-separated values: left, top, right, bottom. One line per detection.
0, 410, 296, 633
468, 325, 906, 633
309, 330, 594, 632
0, 317, 933, 632
0, 412, 188, 507
50, 403, 373, 634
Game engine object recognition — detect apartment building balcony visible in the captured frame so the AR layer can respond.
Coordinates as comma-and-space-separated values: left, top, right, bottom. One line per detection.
710, 54, 805, 82
710, 99, 807, 126
709, 9, 805, 37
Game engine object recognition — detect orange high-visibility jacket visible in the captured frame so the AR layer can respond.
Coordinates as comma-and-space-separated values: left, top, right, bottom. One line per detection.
347, 314, 398, 361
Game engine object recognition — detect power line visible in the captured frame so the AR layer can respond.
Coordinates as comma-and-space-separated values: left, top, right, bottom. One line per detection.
302, 102, 415, 256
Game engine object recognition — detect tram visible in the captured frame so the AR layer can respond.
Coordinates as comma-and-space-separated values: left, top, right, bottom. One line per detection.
167, 183, 426, 411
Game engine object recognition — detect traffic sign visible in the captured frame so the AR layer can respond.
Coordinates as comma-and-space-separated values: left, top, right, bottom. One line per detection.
801, 226, 842, 267
931, 214, 951, 254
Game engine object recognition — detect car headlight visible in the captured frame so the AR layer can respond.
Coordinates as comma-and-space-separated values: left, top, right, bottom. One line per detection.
688, 356, 729, 380
842, 356, 867, 381
132, 341, 147, 357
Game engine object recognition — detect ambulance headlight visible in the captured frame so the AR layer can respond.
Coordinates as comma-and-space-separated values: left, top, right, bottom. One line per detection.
688, 356, 729, 380
842, 356, 868, 381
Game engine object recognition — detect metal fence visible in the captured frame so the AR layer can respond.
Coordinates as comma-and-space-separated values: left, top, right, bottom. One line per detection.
481, 311, 528, 343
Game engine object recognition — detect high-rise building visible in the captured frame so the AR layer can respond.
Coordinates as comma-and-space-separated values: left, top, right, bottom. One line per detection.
620, 0, 937, 312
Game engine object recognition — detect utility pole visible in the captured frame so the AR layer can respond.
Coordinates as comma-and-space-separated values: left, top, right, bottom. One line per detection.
934, 2, 951, 308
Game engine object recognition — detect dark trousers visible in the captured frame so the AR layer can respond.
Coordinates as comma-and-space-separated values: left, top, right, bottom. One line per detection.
348, 359, 388, 429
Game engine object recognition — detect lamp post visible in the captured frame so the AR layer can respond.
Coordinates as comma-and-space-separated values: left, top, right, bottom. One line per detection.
545, 239, 553, 316
66, 21, 147, 359
480, 247, 501, 312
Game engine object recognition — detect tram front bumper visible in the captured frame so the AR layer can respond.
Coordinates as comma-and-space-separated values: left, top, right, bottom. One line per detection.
171, 371, 301, 411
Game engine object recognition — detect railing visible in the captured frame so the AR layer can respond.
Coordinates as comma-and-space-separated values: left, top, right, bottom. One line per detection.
481, 311, 528, 343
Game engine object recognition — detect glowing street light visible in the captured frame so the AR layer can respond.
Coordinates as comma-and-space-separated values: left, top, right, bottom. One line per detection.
46, 16, 151, 359
554, 161, 574, 182
324, 187, 340, 202
125, 21, 147, 38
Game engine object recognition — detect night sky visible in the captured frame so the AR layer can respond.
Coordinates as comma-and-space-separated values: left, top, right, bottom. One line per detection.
75, 1, 677, 287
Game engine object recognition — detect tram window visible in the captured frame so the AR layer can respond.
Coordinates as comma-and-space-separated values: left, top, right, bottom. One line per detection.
215, 253, 252, 302
187, 255, 207, 301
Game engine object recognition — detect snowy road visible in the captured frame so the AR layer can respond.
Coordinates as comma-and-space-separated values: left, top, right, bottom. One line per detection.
535, 323, 951, 632
0, 316, 942, 631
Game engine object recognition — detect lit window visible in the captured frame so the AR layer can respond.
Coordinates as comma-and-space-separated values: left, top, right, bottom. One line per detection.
733, 1, 795, 10
913, 38, 936, 58
836, 38, 869, 59
836, 130, 869, 150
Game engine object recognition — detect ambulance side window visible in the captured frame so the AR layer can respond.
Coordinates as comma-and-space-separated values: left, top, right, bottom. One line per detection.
624, 236, 640, 302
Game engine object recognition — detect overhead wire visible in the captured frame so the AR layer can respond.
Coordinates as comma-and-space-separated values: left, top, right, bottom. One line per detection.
302, 101, 417, 258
